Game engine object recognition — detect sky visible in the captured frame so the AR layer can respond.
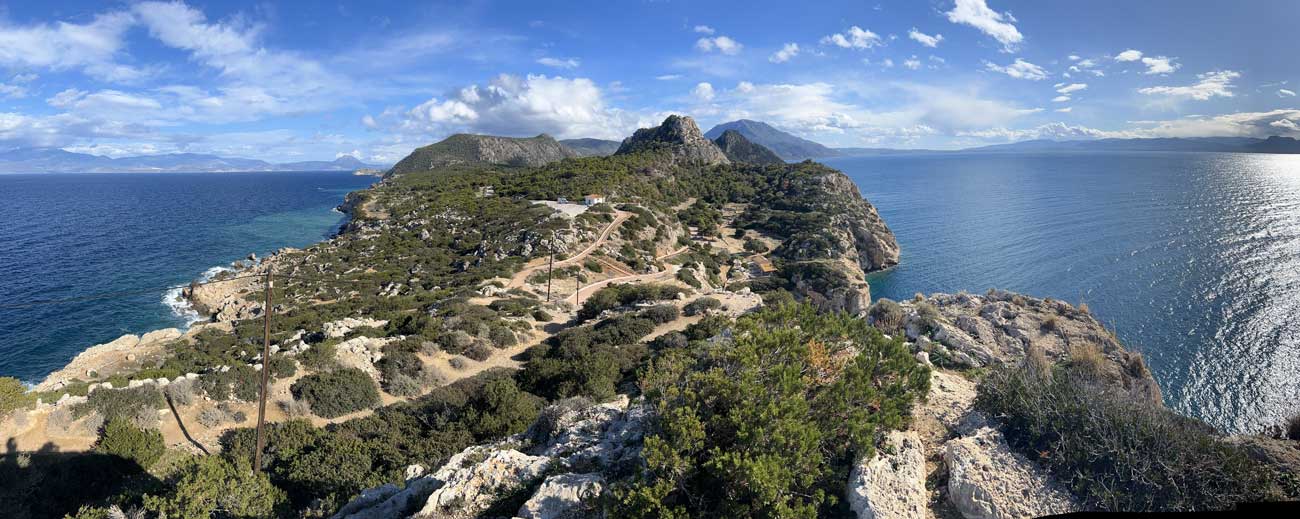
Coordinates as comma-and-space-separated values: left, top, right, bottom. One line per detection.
2, 0, 1299, 163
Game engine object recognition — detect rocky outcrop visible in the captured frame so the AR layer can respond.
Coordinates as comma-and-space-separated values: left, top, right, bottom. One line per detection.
813, 171, 900, 272
712, 129, 784, 165
388, 134, 576, 176
35, 328, 184, 391
943, 415, 1079, 519
614, 115, 730, 168
335, 396, 647, 519
898, 291, 1162, 403
847, 430, 927, 519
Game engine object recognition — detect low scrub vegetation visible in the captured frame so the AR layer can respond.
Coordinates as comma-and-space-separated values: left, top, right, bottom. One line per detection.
290, 368, 381, 418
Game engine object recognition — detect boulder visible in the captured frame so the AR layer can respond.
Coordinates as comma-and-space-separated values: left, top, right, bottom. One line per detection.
943, 419, 1078, 519
847, 430, 927, 519
415, 447, 552, 518
516, 473, 605, 519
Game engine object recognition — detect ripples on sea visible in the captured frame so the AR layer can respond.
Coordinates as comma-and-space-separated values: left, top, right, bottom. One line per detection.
830, 151, 1300, 433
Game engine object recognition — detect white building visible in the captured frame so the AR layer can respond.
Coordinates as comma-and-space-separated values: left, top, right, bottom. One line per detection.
583, 194, 606, 206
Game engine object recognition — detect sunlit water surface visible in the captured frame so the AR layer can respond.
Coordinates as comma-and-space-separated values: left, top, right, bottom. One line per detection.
830, 151, 1300, 433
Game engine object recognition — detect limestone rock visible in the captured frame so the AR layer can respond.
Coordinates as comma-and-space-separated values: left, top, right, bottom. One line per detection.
416, 447, 552, 518
943, 420, 1079, 519
614, 115, 730, 168
847, 430, 927, 519
517, 473, 605, 519
324, 317, 390, 339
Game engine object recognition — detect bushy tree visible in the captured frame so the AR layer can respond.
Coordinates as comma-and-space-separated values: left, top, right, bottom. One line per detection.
290, 368, 380, 418
143, 455, 286, 519
618, 303, 930, 518
0, 376, 34, 417
94, 418, 165, 471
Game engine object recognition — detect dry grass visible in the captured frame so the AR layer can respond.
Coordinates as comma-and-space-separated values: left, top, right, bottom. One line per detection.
1068, 342, 1105, 379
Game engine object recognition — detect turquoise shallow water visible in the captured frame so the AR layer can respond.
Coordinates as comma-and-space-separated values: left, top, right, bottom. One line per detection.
830, 151, 1300, 433
0, 171, 376, 383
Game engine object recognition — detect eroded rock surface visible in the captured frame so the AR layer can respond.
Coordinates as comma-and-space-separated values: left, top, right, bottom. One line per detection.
848, 430, 928, 519
943, 416, 1079, 519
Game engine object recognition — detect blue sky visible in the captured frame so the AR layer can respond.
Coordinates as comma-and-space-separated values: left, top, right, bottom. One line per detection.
2, 0, 1298, 162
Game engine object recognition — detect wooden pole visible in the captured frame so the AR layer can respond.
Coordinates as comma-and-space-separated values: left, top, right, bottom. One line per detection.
253, 270, 273, 473
546, 239, 554, 302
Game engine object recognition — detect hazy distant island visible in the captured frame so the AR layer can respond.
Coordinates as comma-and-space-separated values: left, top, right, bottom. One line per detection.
2, 115, 1298, 519
0, 148, 389, 174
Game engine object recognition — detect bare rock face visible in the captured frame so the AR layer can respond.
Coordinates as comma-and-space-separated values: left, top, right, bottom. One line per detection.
516, 473, 605, 519
847, 430, 928, 519
943, 416, 1080, 519
614, 115, 730, 167
814, 170, 900, 272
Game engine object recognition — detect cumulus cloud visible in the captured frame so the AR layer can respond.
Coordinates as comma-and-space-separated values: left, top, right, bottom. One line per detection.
984, 58, 1048, 80
1279, 89, 1297, 97
1130, 109, 1300, 138
696, 36, 743, 55
903, 57, 922, 70
1138, 70, 1239, 101
1115, 49, 1143, 62
692, 82, 716, 101
946, 0, 1023, 51
769, 43, 800, 63
389, 74, 642, 140
536, 57, 580, 69
908, 28, 943, 47
821, 26, 883, 49
1140, 56, 1178, 75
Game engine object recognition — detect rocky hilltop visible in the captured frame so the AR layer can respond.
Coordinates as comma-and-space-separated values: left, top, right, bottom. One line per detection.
704, 119, 840, 161
387, 133, 575, 176
712, 129, 785, 165
614, 114, 730, 167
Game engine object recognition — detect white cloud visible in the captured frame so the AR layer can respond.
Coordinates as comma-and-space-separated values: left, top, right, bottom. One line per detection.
0, 11, 144, 82
1067, 55, 1081, 61
903, 57, 922, 70
0, 83, 27, 99
1270, 119, 1299, 132
1138, 70, 1239, 101
1055, 107, 1072, 113
1129, 109, 1300, 138
984, 58, 1048, 80
882, 58, 895, 68
693, 25, 715, 35
946, 0, 1023, 51
389, 74, 641, 140
1279, 89, 1297, 97
1052, 95, 1071, 102
1115, 49, 1143, 62
1140, 56, 1178, 75
536, 57, 580, 69
908, 28, 943, 47
692, 82, 715, 101
959, 122, 1111, 141
655, 74, 683, 80
336, 150, 362, 159
821, 26, 883, 49
695, 35, 743, 55
1056, 83, 1087, 94
769, 43, 799, 63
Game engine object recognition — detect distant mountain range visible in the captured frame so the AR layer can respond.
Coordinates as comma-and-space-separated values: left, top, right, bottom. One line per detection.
0, 148, 387, 174
559, 138, 621, 157
704, 119, 839, 161
966, 136, 1300, 154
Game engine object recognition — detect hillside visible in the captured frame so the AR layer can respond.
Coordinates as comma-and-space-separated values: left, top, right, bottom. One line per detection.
614, 114, 729, 168
387, 133, 576, 176
559, 138, 621, 157
0, 148, 385, 174
704, 119, 840, 160
712, 129, 785, 165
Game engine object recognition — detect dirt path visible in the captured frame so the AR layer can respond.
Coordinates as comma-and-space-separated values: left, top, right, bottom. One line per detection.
507, 210, 631, 290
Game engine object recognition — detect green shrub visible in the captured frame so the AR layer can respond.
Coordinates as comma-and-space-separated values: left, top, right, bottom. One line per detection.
489, 325, 519, 347
683, 297, 722, 317
297, 341, 338, 372
977, 361, 1284, 511
743, 237, 769, 253
290, 368, 380, 419
532, 309, 553, 321
867, 298, 905, 334
0, 376, 34, 417
77, 385, 165, 427
267, 355, 297, 378
578, 283, 684, 320
618, 303, 929, 517
640, 304, 679, 324
583, 258, 603, 272
143, 455, 287, 519
94, 418, 165, 470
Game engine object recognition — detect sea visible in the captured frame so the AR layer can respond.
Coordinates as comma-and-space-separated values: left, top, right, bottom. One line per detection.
0, 171, 377, 383
2, 153, 1297, 434
828, 151, 1300, 434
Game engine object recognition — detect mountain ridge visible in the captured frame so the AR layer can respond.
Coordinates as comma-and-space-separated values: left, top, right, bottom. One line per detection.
712, 129, 785, 165
387, 133, 577, 177
0, 148, 387, 174
704, 119, 840, 161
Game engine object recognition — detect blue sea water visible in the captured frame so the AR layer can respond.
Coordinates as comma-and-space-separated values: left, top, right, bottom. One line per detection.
0, 171, 376, 383
829, 151, 1300, 433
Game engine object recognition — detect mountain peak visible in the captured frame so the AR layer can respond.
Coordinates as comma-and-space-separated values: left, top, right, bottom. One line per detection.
388, 133, 576, 176
713, 129, 785, 165
703, 119, 839, 161
614, 115, 730, 167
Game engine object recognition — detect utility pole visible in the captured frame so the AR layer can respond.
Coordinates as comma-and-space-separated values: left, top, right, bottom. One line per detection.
253, 270, 273, 473
545, 237, 555, 302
